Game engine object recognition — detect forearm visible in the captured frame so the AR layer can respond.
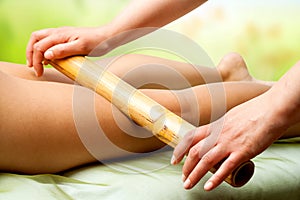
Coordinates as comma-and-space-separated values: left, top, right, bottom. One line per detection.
268, 61, 300, 132
108, 0, 206, 33
27, 0, 206, 75
105, 0, 206, 45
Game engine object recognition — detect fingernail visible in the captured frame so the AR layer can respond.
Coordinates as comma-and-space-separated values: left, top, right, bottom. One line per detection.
45, 50, 54, 59
171, 155, 176, 165
204, 181, 213, 191
182, 174, 186, 182
34, 68, 38, 77
183, 178, 191, 189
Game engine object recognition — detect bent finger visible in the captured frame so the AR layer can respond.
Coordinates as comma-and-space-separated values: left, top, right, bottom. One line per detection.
33, 34, 69, 58
32, 48, 45, 77
172, 126, 209, 165
181, 128, 219, 176
26, 28, 54, 67
183, 145, 227, 190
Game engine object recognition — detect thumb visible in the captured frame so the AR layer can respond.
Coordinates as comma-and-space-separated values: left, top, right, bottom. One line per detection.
44, 40, 88, 60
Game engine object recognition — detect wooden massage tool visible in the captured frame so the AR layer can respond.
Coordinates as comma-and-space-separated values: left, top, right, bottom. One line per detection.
49, 56, 254, 187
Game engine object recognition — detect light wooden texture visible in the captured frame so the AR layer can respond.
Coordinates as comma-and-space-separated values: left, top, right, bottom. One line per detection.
49, 56, 254, 187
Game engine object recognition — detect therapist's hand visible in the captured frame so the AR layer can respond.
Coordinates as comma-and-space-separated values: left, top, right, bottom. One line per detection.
26, 26, 112, 76
171, 90, 287, 191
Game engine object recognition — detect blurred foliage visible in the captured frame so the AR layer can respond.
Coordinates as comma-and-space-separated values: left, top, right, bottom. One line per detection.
0, 0, 128, 64
0, 0, 299, 81
170, 1, 300, 81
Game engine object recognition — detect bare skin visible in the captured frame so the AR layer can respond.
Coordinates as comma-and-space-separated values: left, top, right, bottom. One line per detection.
26, 0, 207, 76
26, 0, 300, 190
172, 58, 300, 191
0, 53, 291, 175
23, 0, 299, 192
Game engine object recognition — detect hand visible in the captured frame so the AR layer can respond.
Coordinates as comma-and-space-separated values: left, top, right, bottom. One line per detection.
26, 26, 112, 76
171, 91, 287, 191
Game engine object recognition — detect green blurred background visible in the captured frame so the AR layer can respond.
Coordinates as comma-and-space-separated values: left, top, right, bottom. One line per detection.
0, 0, 299, 81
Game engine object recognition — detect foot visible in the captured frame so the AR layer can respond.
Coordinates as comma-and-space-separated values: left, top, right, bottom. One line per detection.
218, 53, 253, 82
218, 53, 274, 86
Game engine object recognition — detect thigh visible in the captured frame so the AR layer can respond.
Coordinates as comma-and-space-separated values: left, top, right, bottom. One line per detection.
0, 61, 73, 83
0, 71, 164, 174
0, 54, 217, 88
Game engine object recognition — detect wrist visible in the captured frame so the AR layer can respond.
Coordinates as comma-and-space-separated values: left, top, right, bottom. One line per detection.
99, 22, 118, 39
93, 24, 121, 55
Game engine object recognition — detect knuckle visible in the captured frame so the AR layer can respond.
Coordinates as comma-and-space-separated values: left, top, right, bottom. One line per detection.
183, 131, 194, 144
31, 29, 46, 39
197, 125, 210, 138
225, 158, 237, 170
201, 154, 213, 166
31, 31, 39, 38
239, 144, 255, 158
188, 147, 200, 159
33, 43, 41, 51
242, 148, 252, 157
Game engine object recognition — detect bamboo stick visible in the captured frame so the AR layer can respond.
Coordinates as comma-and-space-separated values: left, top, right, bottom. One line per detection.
49, 56, 254, 187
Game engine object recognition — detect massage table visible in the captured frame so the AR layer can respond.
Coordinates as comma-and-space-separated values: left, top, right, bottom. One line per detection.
1, 55, 300, 199
0, 137, 300, 199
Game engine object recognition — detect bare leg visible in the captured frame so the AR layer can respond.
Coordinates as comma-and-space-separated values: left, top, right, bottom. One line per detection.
0, 65, 276, 174
0, 70, 168, 174
218, 53, 253, 82
0, 61, 73, 84
0, 53, 262, 89
218, 53, 274, 86
101, 53, 264, 89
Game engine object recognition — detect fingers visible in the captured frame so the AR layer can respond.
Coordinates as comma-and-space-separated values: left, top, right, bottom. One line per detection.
32, 47, 44, 76
180, 139, 249, 191
31, 35, 62, 76
182, 143, 227, 190
45, 40, 85, 59
26, 28, 53, 67
26, 28, 77, 76
172, 119, 249, 191
26, 26, 107, 76
204, 153, 245, 191
171, 129, 197, 165
171, 125, 209, 165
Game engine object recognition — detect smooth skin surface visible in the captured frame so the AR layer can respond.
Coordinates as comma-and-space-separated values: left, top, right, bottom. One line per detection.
0, 53, 282, 175
22, 0, 300, 191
